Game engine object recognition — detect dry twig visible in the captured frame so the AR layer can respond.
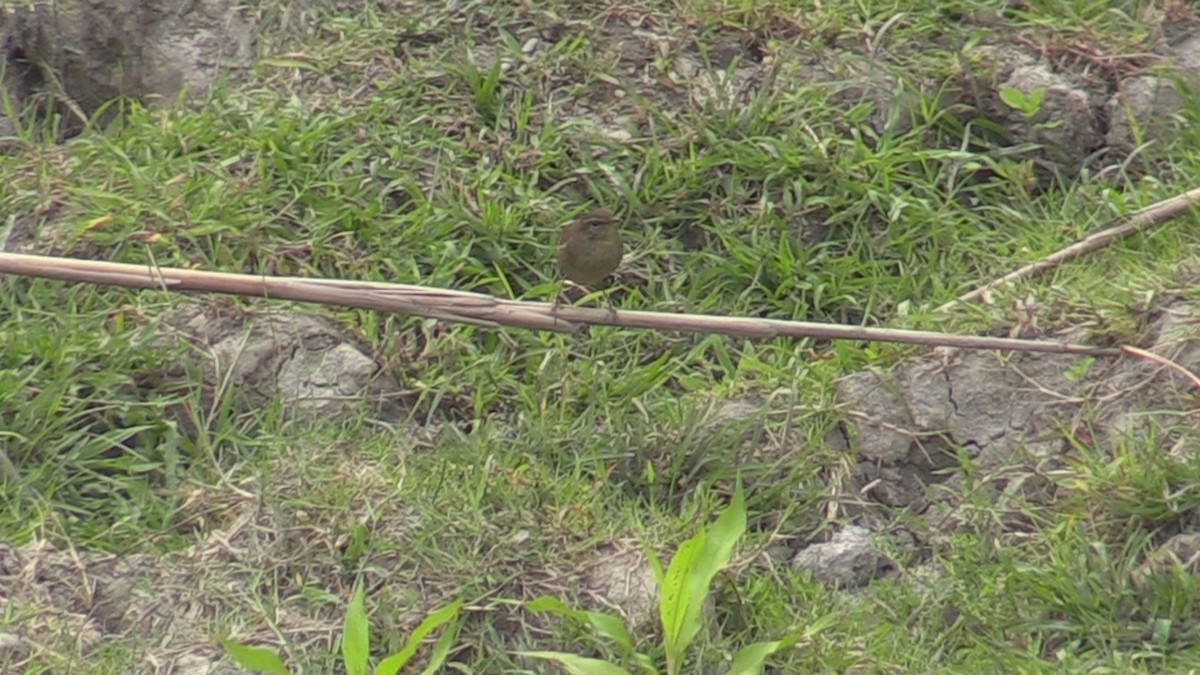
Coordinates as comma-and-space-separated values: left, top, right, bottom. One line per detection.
938, 186, 1200, 313
1121, 345, 1200, 391
0, 252, 1119, 356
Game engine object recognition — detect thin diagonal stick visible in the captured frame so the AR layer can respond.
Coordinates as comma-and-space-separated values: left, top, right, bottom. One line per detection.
938, 186, 1200, 313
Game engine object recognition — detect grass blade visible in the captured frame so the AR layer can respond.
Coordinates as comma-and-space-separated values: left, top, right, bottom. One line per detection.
517, 651, 631, 675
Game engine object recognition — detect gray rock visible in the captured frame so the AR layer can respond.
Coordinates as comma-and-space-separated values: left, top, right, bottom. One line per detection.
791, 525, 893, 588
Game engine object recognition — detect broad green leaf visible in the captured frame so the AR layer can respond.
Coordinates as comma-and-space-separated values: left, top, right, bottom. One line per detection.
660, 532, 705, 673
584, 611, 634, 653
526, 596, 633, 654
693, 489, 746, 586
632, 651, 656, 673
663, 488, 748, 674
660, 533, 704, 638
727, 640, 782, 675
219, 639, 289, 674
377, 598, 464, 674
799, 612, 839, 639
342, 583, 370, 675
729, 627, 806, 675
686, 488, 746, 617
518, 651, 631, 675
707, 489, 747, 554
998, 87, 1026, 110
419, 612, 461, 675
526, 595, 582, 618
376, 655, 403, 675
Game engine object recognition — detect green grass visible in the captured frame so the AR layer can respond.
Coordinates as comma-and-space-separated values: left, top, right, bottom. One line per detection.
5, 0, 1200, 671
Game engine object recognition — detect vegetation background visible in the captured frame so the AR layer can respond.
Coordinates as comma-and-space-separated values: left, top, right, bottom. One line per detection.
4, 0, 1200, 671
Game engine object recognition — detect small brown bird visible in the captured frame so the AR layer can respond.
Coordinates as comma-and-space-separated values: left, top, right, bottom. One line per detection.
554, 209, 624, 308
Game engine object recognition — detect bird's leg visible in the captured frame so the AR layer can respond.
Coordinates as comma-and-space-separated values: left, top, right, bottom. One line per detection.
604, 287, 619, 316
554, 277, 568, 312
553, 279, 581, 312
599, 273, 621, 317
